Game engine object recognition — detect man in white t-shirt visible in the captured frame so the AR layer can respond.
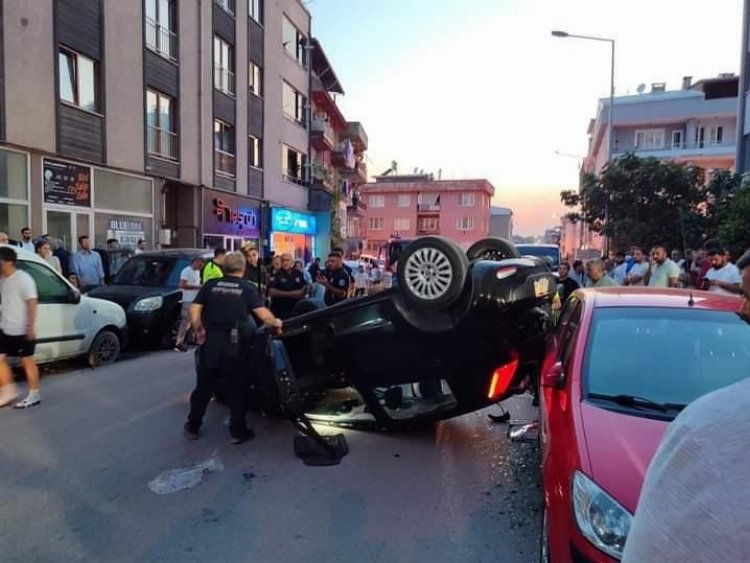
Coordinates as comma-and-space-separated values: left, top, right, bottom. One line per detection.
647, 246, 681, 288
174, 256, 204, 352
703, 248, 742, 296
0, 247, 41, 408
625, 248, 649, 286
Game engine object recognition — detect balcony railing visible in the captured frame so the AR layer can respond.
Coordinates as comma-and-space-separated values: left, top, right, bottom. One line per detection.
145, 18, 177, 61
214, 149, 236, 176
418, 204, 441, 212
417, 227, 440, 235
213, 66, 235, 96
311, 117, 336, 148
614, 139, 735, 155
147, 126, 178, 160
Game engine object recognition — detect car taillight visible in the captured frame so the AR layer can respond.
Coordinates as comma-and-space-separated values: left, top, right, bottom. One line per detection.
495, 266, 518, 280
487, 354, 520, 401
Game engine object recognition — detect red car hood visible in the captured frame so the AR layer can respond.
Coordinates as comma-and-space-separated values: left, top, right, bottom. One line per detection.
580, 402, 670, 513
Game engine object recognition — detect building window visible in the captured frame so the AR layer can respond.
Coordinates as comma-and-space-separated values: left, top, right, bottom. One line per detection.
418, 217, 439, 233
671, 130, 683, 149
145, 0, 176, 61
711, 126, 724, 145
146, 89, 177, 160
58, 48, 97, 112
368, 194, 385, 208
396, 194, 411, 207
634, 129, 665, 149
215, 0, 235, 16
249, 135, 262, 169
283, 145, 306, 185
249, 61, 262, 96
394, 218, 410, 231
213, 36, 235, 95
282, 15, 307, 67
456, 217, 474, 231
369, 218, 384, 231
214, 119, 235, 177
282, 81, 306, 125
249, 0, 261, 23
458, 192, 475, 207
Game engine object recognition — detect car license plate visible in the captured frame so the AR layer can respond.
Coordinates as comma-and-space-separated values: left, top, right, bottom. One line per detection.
534, 278, 550, 297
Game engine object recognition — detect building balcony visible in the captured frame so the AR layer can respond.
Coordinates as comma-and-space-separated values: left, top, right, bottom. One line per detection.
339, 160, 367, 184
311, 117, 336, 151
613, 140, 736, 160
417, 227, 440, 235
347, 194, 367, 215
145, 18, 177, 62
341, 121, 368, 151
312, 161, 335, 191
417, 204, 441, 214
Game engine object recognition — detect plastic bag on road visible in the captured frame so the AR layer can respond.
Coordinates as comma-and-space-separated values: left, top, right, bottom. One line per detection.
148, 452, 225, 495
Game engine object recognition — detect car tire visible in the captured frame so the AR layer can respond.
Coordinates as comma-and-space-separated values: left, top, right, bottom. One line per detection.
397, 236, 468, 309
88, 330, 121, 367
290, 298, 327, 317
466, 237, 519, 261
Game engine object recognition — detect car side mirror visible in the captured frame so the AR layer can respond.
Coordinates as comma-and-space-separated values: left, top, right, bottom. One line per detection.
541, 362, 564, 389
68, 288, 81, 304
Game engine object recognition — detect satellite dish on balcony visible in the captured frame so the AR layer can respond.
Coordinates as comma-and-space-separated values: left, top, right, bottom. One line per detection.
636, 83, 646, 94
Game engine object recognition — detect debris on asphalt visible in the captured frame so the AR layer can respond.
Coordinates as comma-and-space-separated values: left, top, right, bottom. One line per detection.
148, 452, 225, 495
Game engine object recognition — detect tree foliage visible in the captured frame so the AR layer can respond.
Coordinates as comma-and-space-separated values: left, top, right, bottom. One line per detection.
559, 154, 750, 253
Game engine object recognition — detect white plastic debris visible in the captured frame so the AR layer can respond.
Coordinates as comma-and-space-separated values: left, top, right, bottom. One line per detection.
148, 453, 225, 495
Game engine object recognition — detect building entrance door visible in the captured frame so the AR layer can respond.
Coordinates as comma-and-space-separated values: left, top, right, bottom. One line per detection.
45, 209, 91, 252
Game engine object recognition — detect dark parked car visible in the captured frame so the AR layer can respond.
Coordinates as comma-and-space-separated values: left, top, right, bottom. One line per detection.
88, 249, 211, 347
248, 236, 556, 433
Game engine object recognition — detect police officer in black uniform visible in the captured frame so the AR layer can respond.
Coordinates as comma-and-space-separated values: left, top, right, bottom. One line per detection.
267, 252, 307, 319
184, 252, 282, 444
317, 252, 351, 305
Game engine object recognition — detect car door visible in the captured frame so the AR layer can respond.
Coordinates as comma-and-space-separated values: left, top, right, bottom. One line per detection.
16, 260, 84, 362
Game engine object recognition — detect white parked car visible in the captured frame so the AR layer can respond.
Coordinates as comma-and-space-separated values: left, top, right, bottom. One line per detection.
1, 246, 127, 367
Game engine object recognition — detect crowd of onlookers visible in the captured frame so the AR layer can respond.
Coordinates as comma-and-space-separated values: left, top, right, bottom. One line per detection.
554, 242, 747, 305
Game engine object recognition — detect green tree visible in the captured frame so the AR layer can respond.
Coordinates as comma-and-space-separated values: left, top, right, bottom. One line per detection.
561, 154, 706, 252
705, 172, 750, 257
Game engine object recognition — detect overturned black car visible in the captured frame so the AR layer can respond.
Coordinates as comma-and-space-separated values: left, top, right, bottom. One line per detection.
240, 237, 555, 451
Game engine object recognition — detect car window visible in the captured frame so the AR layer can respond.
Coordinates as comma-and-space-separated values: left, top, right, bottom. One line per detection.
584, 307, 750, 408
16, 261, 70, 304
113, 256, 183, 287
559, 301, 583, 369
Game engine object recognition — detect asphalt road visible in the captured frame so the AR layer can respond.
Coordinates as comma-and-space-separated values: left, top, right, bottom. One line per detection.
0, 351, 542, 563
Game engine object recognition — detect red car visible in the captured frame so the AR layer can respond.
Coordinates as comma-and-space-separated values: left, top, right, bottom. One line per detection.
539, 287, 748, 562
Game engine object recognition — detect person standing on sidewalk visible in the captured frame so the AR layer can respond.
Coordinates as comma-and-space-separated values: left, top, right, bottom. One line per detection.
184, 252, 282, 444
646, 246, 681, 288
267, 253, 306, 320
201, 247, 227, 284
174, 256, 204, 352
0, 247, 41, 408
71, 236, 105, 293
354, 264, 369, 297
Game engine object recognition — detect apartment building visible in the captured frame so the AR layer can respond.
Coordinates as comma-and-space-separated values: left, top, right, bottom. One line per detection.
0, 0, 338, 257
584, 75, 738, 176
360, 174, 494, 252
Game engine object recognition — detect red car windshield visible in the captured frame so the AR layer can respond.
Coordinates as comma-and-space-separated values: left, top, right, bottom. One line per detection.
584, 307, 750, 417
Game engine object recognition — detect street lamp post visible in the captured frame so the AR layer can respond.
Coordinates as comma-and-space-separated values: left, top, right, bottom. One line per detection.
552, 30, 615, 256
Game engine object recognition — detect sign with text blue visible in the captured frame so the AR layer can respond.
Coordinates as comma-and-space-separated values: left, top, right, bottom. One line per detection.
271, 208, 316, 235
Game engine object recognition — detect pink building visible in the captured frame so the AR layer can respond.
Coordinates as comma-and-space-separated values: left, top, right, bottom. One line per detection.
360, 174, 495, 253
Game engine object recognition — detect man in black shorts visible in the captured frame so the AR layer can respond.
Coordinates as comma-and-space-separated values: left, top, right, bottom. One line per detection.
0, 247, 41, 408
185, 252, 282, 444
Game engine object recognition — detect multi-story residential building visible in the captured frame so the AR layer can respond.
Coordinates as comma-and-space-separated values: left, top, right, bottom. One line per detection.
0, 0, 338, 260
360, 174, 494, 253
578, 74, 738, 252
489, 206, 513, 239
584, 75, 738, 176
340, 122, 369, 254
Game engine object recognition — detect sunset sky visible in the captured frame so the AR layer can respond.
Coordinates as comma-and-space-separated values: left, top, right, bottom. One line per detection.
308, 0, 742, 235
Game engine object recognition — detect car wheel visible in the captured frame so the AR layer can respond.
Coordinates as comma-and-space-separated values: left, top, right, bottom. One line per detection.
88, 330, 121, 367
290, 298, 327, 317
466, 237, 519, 261
540, 504, 550, 563
397, 236, 468, 309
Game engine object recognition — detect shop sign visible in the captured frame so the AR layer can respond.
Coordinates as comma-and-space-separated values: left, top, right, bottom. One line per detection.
202, 190, 260, 237
271, 208, 316, 235
43, 158, 91, 207
107, 218, 145, 248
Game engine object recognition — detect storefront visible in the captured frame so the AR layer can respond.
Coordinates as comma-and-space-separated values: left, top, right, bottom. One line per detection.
0, 148, 30, 240
202, 188, 261, 251
270, 207, 316, 263
42, 158, 154, 252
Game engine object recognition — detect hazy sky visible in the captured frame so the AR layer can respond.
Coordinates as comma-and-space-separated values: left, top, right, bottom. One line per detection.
307, 0, 742, 235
